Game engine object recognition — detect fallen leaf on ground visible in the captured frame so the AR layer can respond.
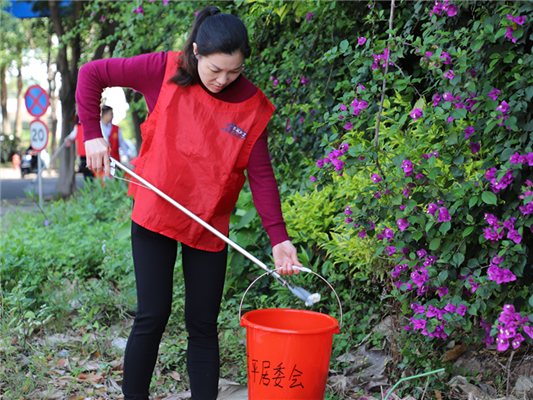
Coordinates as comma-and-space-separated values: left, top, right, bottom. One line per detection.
443, 343, 466, 363
435, 389, 442, 400
77, 373, 105, 383
169, 371, 181, 381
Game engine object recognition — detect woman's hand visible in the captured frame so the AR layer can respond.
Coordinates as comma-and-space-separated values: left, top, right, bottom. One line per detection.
272, 240, 302, 275
85, 138, 111, 176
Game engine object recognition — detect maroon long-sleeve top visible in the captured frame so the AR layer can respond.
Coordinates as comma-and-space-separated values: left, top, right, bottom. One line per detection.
76, 51, 289, 247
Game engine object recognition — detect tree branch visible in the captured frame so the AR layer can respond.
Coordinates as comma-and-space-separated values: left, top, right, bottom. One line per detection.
373, 0, 396, 178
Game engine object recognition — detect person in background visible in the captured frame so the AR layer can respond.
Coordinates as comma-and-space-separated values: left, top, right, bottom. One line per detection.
65, 115, 95, 179
12, 153, 21, 171
100, 105, 131, 163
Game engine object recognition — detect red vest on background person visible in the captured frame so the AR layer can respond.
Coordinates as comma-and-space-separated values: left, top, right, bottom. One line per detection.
108, 125, 120, 160
128, 51, 275, 252
75, 124, 86, 157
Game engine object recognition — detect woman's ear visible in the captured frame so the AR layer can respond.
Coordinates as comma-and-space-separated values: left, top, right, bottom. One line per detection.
192, 42, 198, 57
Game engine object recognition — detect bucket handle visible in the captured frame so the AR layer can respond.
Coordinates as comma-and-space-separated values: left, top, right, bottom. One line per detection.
239, 266, 343, 329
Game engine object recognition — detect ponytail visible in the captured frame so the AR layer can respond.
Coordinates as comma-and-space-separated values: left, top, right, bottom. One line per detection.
169, 6, 250, 87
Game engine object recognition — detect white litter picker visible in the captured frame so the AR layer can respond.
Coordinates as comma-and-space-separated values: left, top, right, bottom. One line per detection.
109, 157, 322, 306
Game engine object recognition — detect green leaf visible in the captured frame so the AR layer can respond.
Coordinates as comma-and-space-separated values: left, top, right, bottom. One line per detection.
481, 191, 497, 205
462, 226, 475, 237
469, 196, 478, 208
429, 238, 441, 250
439, 221, 451, 233
453, 252, 465, 266
235, 208, 257, 229
529, 294, 533, 307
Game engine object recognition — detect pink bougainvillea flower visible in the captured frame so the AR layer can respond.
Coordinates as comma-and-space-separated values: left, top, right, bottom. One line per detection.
344, 206, 353, 215
507, 14, 526, 25
397, 219, 409, 232
100, 16, 105, 21
512, 333, 525, 349
163, 0, 169, 5
383, 227, 395, 239
403, 186, 412, 198
344, 122, 354, 130
432, 94, 442, 106
464, 126, 475, 139
357, 84, 366, 92
443, 91, 454, 101
507, 229, 522, 244
443, 69, 455, 79
133, 6, 144, 14
340, 104, 347, 111
427, 203, 438, 216
440, 51, 452, 64
457, 304, 467, 316
306, 12, 315, 22
411, 303, 426, 314
357, 37, 367, 45
470, 141, 480, 154
410, 108, 423, 120
488, 88, 501, 101
444, 3, 458, 17
300, 77, 310, 85
399, 205, 407, 211
430, 2, 443, 17
444, 303, 457, 313
310, 176, 317, 182
492, 254, 504, 264
385, 246, 396, 256
496, 100, 510, 114
316, 159, 324, 168
438, 286, 449, 298
496, 337, 510, 352
524, 326, 533, 339
417, 249, 427, 259
374, 191, 382, 199
505, 26, 517, 43
447, 115, 454, 123
437, 206, 451, 222
358, 230, 367, 238
345, 217, 353, 223
401, 159, 414, 177
371, 173, 382, 183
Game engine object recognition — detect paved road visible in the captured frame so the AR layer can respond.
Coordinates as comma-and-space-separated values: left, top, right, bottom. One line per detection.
1, 167, 85, 199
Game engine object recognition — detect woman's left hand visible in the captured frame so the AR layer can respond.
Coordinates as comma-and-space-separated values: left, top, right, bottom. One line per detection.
272, 240, 302, 275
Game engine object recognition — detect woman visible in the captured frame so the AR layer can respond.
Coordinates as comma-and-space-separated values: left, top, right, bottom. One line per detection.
77, 6, 301, 400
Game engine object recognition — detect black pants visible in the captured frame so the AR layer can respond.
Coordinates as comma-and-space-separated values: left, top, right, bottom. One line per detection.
123, 221, 228, 400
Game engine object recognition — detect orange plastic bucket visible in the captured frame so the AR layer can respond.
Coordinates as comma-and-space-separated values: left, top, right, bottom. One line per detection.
239, 269, 342, 400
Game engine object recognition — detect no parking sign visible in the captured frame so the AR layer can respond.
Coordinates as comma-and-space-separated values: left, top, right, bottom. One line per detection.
24, 85, 49, 117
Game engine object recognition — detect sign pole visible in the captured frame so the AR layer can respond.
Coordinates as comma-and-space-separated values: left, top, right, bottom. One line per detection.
38, 151, 43, 210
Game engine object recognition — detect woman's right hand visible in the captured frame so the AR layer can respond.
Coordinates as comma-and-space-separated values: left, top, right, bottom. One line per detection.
85, 138, 111, 176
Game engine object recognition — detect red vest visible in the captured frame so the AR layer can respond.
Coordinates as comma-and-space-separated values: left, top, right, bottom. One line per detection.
76, 124, 86, 157
108, 125, 120, 160
128, 51, 275, 251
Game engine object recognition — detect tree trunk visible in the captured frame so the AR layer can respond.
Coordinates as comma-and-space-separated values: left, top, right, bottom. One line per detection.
47, 24, 59, 169
0, 64, 9, 135
49, 0, 83, 197
125, 90, 145, 149
14, 61, 23, 138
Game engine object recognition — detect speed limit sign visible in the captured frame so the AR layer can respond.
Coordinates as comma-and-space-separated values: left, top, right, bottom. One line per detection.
30, 119, 49, 152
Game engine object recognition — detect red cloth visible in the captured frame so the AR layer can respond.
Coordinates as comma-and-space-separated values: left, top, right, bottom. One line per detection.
75, 124, 86, 157
76, 51, 289, 247
129, 52, 275, 251
109, 124, 120, 160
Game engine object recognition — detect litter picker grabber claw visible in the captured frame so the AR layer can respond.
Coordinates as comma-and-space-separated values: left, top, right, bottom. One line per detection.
109, 157, 322, 306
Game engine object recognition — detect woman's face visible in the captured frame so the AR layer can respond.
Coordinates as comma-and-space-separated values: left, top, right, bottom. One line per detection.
194, 43, 244, 93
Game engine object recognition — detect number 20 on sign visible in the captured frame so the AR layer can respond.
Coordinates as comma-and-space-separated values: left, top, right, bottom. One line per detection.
30, 119, 49, 152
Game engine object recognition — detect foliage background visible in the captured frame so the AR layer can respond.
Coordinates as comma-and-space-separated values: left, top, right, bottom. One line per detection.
2, 0, 533, 397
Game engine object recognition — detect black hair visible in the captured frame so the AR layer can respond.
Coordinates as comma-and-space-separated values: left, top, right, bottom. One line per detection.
169, 6, 251, 87
101, 105, 113, 117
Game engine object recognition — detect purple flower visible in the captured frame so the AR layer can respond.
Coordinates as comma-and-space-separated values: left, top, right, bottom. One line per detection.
358, 230, 367, 238
417, 249, 427, 259
410, 108, 423, 120
510, 152, 522, 164
437, 206, 451, 222
301, 77, 310, 85
383, 227, 395, 239
375, 191, 382, 199
412, 318, 427, 330
447, 115, 454, 123
444, 303, 457, 313
493, 254, 504, 264
432, 94, 442, 107
358, 37, 367, 45
457, 304, 467, 316
443, 92, 454, 102
306, 12, 315, 22
496, 337, 510, 352
100, 16, 105, 21
438, 286, 449, 298
403, 187, 412, 199
44, 220, 50, 226
507, 14, 526, 25
310, 176, 317, 182
469, 142, 480, 155
443, 70, 455, 79
371, 173, 382, 183
496, 100, 510, 114
357, 84, 366, 92
488, 88, 501, 101
397, 219, 409, 232
524, 326, 533, 339
385, 246, 396, 256
340, 104, 347, 111
401, 159, 414, 177
163, 0, 169, 5
512, 333, 525, 350
464, 126, 475, 139
505, 26, 517, 43
316, 159, 324, 168
345, 217, 353, 223
411, 303, 426, 314
507, 229, 522, 244
344, 123, 354, 130
445, 3, 458, 17
440, 51, 452, 64
133, 6, 144, 14
427, 203, 438, 216
399, 205, 407, 211
485, 167, 497, 181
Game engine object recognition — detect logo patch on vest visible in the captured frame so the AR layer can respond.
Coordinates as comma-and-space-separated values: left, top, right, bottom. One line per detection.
222, 123, 247, 140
